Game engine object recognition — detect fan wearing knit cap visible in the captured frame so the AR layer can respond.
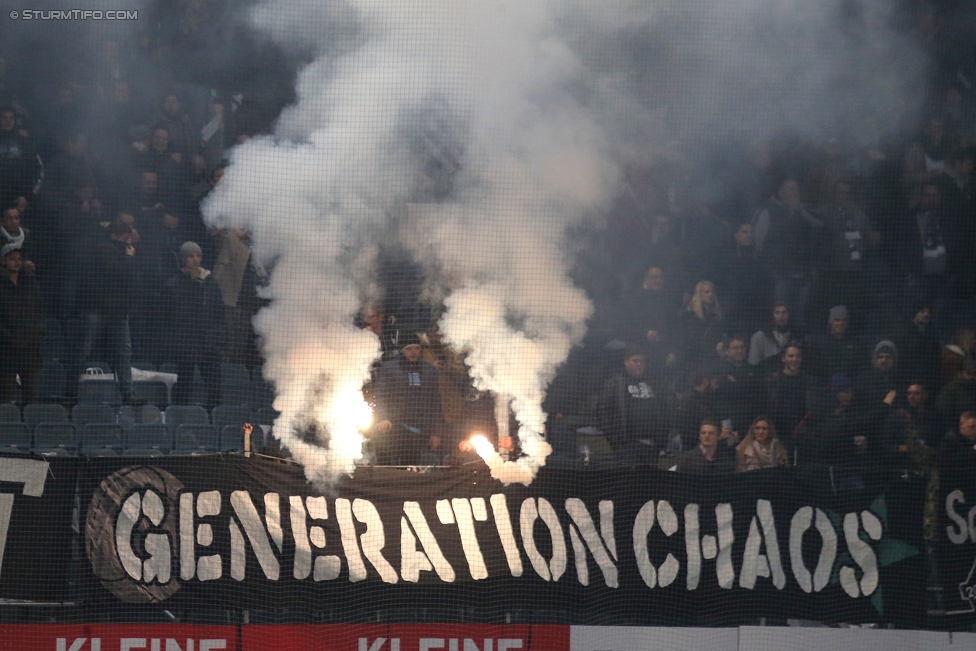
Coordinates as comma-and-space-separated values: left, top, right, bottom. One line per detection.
808, 304, 859, 380
162, 241, 223, 408
854, 339, 900, 408
370, 331, 445, 466
896, 299, 940, 395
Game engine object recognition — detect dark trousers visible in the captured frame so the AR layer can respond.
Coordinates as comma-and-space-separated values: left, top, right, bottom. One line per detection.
69, 312, 132, 399
373, 423, 428, 466
173, 344, 221, 408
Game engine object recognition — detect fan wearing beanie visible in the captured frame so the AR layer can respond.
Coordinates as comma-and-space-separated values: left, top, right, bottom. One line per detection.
370, 331, 445, 466
854, 340, 900, 408
162, 241, 223, 408
808, 304, 859, 381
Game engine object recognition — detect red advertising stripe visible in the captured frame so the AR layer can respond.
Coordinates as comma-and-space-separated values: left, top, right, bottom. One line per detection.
241, 624, 570, 651
0, 624, 238, 651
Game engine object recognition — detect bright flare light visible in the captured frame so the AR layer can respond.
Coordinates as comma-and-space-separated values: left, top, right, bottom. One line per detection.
469, 435, 496, 460
331, 389, 374, 434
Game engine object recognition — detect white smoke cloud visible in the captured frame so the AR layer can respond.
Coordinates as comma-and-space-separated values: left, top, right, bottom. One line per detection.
205, 0, 929, 486
202, 0, 437, 484
203, 0, 623, 487
397, 2, 621, 485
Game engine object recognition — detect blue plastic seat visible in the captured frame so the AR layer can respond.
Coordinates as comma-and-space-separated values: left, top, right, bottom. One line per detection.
0, 403, 21, 422
123, 424, 172, 456
173, 424, 219, 454
24, 403, 68, 431
72, 403, 116, 427
140, 404, 164, 425
164, 405, 210, 433
118, 404, 164, 430
0, 422, 31, 455
220, 424, 247, 452
32, 423, 77, 457
81, 423, 123, 456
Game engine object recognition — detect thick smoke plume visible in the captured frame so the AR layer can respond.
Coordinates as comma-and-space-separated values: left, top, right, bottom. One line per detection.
205, 0, 621, 486
205, 0, 929, 485
201, 0, 432, 483
398, 2, 620, 485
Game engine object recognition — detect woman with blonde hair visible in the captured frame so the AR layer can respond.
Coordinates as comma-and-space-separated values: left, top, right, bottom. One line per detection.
681, 280, 725, 368
736, 416, 789, 472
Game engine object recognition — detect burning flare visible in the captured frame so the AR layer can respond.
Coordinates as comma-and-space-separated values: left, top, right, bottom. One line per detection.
469, 435, 496, 460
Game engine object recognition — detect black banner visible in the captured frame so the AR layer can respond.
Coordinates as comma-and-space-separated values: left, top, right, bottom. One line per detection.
940, 469, 976, 623
0, 456, 77, 602
67, 458, 926, 624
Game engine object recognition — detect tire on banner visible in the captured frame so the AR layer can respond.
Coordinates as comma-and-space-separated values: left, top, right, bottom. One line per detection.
86, 465, 184, 603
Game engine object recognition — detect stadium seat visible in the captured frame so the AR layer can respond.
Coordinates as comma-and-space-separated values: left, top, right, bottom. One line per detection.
0, 403, 21, 422
221, 363, 251, 406
81, 423, 123, 456
119, 404, 164, 429
24, 403, 69, 431
220, 424, 246, 452
212, 405, 251, 432
173, 424, 219, 454
34, 361, 67, 402
132, 381, 168, 407
72, 403, 116, 427
117, 405, 137, 431
140, 404, 164, 425
123, 424, 172, 457
78, 380, 122, 406
32, 423, 77, 456
164, 405, 210, 433
0, 423, 31, 455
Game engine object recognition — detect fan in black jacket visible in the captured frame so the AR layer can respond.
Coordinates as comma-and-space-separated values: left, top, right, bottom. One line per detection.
163, 241, 223, 408
68, 219, 140, 403
0, 245, 41, 403
598, 347, 667, 461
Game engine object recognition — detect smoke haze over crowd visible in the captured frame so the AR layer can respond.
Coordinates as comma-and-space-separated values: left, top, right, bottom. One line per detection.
200, 0, 934, 484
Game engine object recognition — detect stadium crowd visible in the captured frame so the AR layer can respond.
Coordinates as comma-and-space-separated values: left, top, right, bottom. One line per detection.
0, 0, 973, 499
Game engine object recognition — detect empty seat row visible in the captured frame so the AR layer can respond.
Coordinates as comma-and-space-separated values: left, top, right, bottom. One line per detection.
0, 422, 256, 457
30, 360, 273, 410
0, 403, 160, 429
0, 403, 277, 434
